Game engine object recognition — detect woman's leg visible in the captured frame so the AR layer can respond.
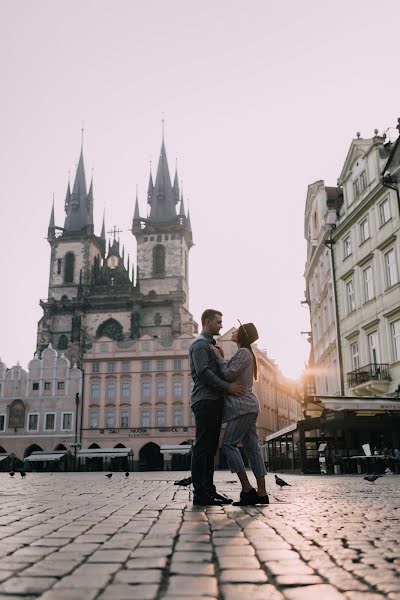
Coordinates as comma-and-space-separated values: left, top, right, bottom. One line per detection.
241, 416, 268, 497
222, 414, 256, 492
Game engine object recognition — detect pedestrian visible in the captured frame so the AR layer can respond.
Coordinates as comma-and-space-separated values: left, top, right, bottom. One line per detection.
211, 322, 269, 505
190, 309, 245, 506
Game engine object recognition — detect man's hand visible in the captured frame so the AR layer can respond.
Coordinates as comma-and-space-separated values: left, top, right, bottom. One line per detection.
228, 381, 245, 395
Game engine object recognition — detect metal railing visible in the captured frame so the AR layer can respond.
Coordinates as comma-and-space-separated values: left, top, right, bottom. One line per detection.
347, 363, 391, 388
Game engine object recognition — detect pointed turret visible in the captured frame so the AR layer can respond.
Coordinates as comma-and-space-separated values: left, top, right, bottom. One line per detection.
101, 210, 106, 241
48, 197, 55, 239
63, 146, 93, 232
148, 140, 177, 222
187, 210, 192, 234
147, 169, 154, 202
173, 166, 180, 204
64, 181, 71, 212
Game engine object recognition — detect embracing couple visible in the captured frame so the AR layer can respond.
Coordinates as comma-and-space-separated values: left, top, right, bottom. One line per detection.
189, 308, 269, 507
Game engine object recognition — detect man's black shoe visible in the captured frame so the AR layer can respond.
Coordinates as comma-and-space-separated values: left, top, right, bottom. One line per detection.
214, 491, 233, 504
193, 495, 223, 506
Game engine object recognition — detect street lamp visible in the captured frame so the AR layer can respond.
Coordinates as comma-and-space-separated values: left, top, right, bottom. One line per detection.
73, 392, 80, 471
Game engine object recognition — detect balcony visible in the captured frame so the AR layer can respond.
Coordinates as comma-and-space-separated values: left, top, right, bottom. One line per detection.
347, 363, 391, 396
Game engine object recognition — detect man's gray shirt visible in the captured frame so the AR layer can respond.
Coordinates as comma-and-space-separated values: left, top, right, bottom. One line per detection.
189, 333, 229, 406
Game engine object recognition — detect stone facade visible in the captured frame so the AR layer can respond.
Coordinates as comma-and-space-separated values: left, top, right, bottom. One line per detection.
0, 346, 82, 460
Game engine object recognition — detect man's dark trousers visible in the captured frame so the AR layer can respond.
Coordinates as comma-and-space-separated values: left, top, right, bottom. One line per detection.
191, 397, 224, 499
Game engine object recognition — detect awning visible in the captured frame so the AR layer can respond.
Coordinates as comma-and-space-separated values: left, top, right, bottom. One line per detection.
321, 399, 400, 412
265, 423, 297, 442
26, 453, 66, 462
78, 448, 133, 459
160, 445, 191, 455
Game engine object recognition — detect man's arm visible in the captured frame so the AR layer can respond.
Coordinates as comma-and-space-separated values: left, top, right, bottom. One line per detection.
214, 348, 250, 382
191, 344, 229, 393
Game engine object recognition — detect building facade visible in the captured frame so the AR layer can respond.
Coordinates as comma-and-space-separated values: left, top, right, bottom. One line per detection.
333, 130, 400, 397
303, 181, 343, 398
0, 346, 82, 463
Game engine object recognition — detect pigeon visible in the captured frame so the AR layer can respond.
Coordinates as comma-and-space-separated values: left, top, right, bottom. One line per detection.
125, 472, 129, 478
275, 474, 291, 488
174, 476, 192, 486
364, 474, 382, 483
9, 471, 15, 477
20, 471, 27, 478
226, 480, 236, 484
105, 473, 112, 479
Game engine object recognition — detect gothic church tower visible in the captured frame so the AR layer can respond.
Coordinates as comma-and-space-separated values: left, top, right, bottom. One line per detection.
132, 137, 197, 342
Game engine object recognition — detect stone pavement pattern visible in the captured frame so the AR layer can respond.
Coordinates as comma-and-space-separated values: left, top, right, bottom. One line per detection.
0, 471, 399, 599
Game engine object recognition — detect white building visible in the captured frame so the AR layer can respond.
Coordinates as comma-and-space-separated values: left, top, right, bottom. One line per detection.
333, 130, 400, 397
304, 181, 343, 397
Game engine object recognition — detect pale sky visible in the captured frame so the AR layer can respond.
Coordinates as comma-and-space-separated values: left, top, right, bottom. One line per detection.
1, 0, 399, 378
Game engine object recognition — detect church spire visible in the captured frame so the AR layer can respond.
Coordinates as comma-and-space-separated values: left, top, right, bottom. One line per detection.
179, 190, 185, 216
101, 210, 106, 241
63, 144, 93, 233
148, 138, 177, 222
173, 162, 180, 204
49, 196, 55, 228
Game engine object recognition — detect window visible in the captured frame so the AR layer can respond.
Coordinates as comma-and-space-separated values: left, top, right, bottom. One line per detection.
157, 359, 165, 371
141, 382, 151, 400
57, 381, 65, 390
345, 280, 355, 314
142, 360, 150, 372
141, 409, 150, 427
173, 407, 182, 426
350, 341, 360, 371
173, 381, 183, 399
359, 218, 370, 243
28, 413, 39, 431
353, 179, 360, 199
343, 236, 352, 259
44, 413, 56, 431
32, 382, 39, 391
391, 320, 400, 362
57, 258, 62, 274
107, 382, 116, 400
90, 383, 100, 401
58, 335, 68, 350
156, 381, 166, 399
120, 410, 129, 428
141, 341, 151, 351
89, 411, 98, 428
107, 362, 116, 373
173, 359, 182, 370
62, 413, 73, 430
362, 266, 374, 302
360, 171, 367, 192
0, 414, 5, 431
384, 249, 398, 288
156, 408, 165, 426
106, 410, 115, 428
64, 252, 75, 283
153, 244, 166, 275
92, 362, 100, 373
379, 198, 391, 225
100, 343, 109, 352
122, 361, 130, 372
368, 331, 381, 365
44, 382, 52, 391
121, 382, 130, 399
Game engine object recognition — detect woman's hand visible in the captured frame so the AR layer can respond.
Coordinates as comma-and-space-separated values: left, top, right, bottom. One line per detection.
210, 344, 224, 358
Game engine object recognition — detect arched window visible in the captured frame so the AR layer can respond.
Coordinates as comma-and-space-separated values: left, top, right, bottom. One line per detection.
153, 244, 165, 276
58, 335, 68, 350
64, 252, 75, 283
96, 318, 123, 341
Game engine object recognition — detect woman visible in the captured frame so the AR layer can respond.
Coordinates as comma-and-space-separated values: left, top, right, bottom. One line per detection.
212, 322, 269, 505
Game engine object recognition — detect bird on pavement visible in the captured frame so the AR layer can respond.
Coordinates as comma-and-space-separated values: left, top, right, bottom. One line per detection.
364, 474, 382, 483
174, 476, 192, 486
275, 474, 291, 489
20, 471, 27, 478
105, 473, 112, 479
125, 472, 129, 478
9, 471, 15, 477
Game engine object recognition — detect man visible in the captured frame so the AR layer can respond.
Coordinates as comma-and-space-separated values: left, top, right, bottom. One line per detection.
189, 309, 245, 506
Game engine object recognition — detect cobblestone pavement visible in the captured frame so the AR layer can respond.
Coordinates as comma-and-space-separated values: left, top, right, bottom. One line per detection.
0, 471, 399, 599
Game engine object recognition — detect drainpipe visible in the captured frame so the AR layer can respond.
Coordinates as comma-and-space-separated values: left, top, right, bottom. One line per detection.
324, 232, 345, 396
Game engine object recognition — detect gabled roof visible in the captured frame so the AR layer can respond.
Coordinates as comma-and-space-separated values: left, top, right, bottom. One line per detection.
338, 137, 384, 184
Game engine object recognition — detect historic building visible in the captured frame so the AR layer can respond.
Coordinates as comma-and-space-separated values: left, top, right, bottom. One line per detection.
37, 136, 197, 367
0, 346, 82, 466
333, 129, 400, 397
303, 181, 343, 398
